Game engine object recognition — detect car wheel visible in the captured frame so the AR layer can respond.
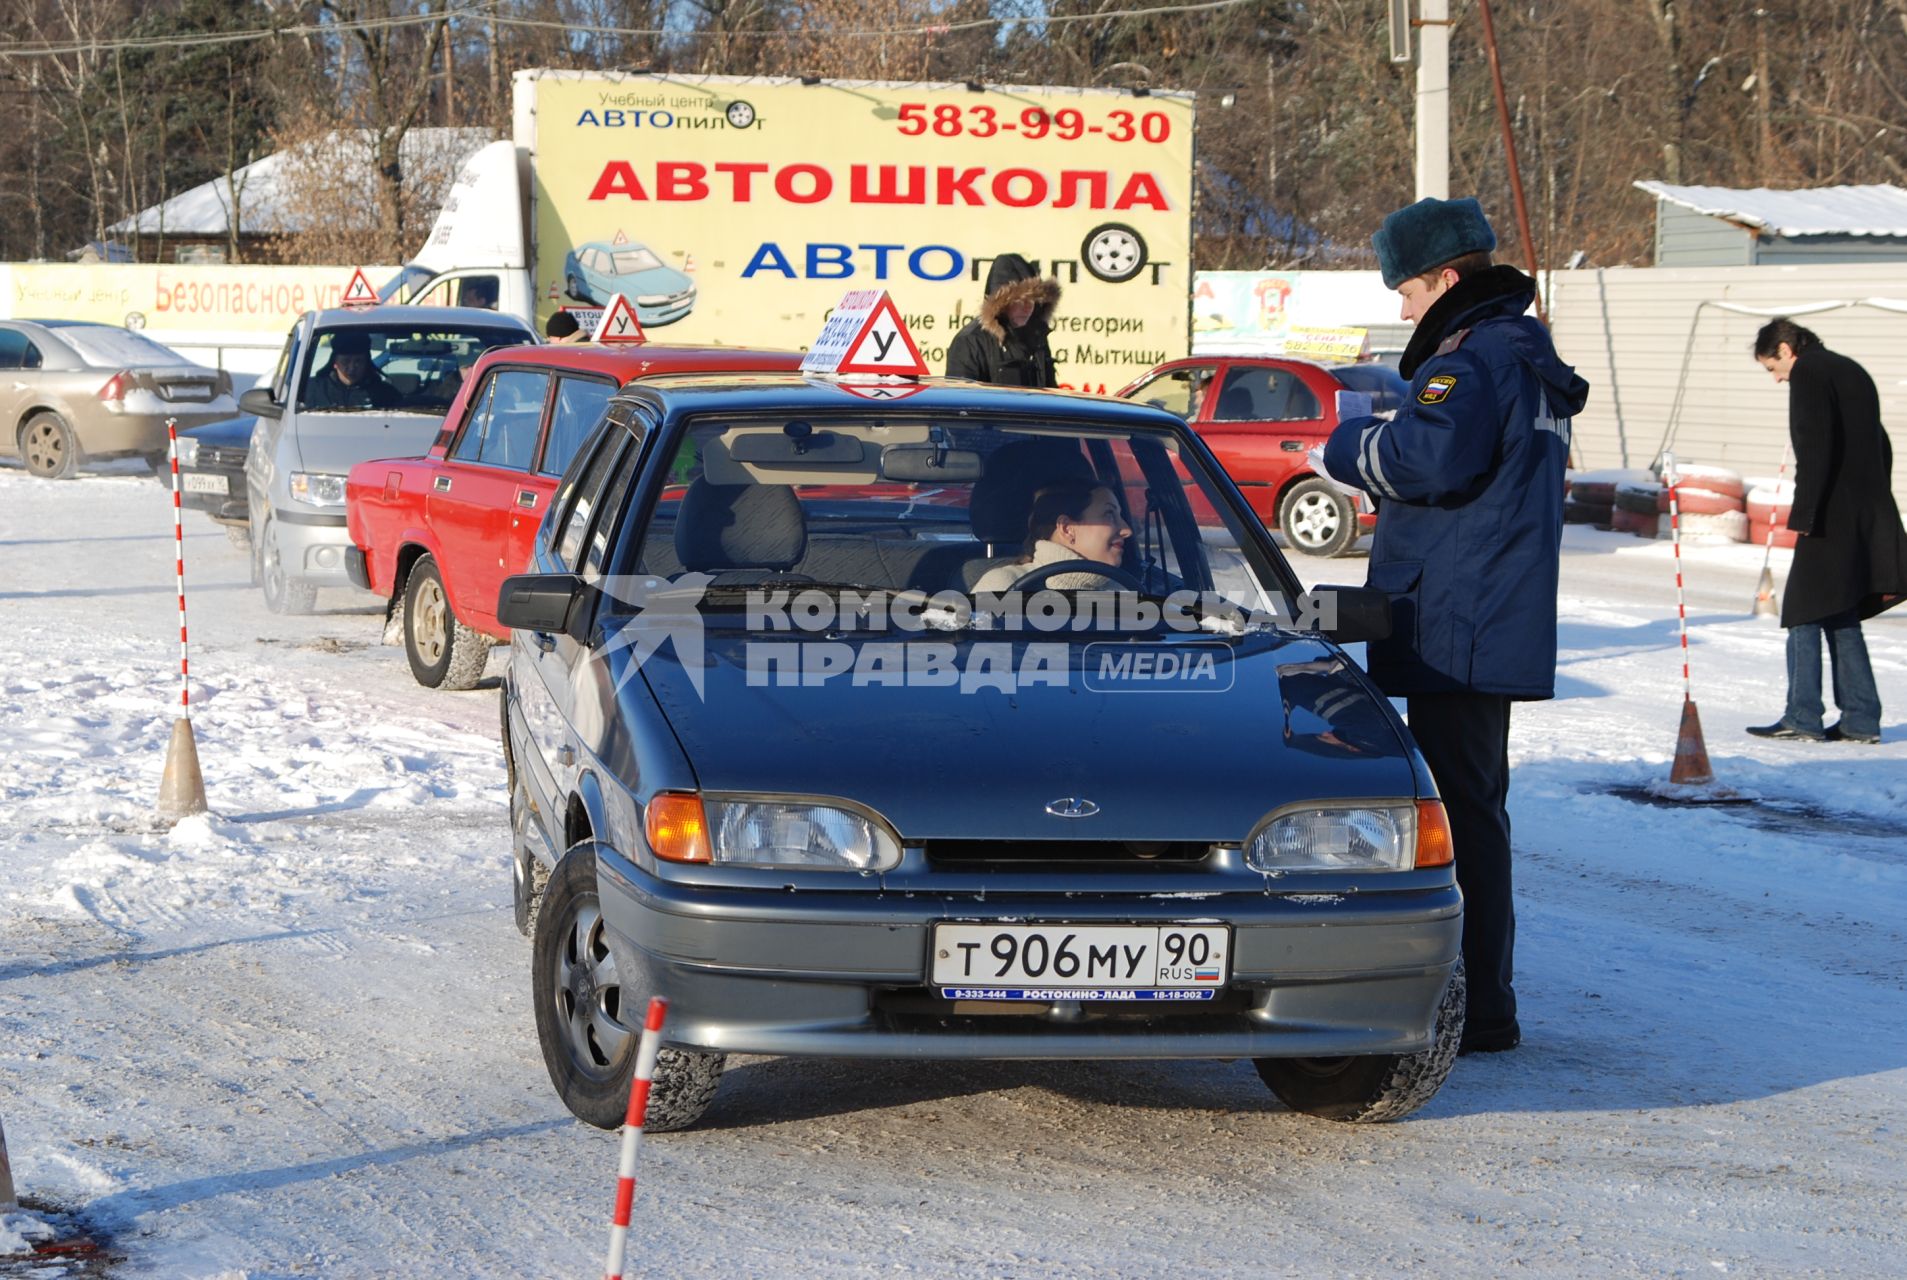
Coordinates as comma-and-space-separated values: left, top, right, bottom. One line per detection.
1081, 222, 1148, 283
19, 412, 81, 480
259, 518, 317, 614
1255, 958, 1465, 1124
1278, 477, 1359, 558
567, 274, 590, 305
532, 844, 727, 1131
403, 555, 491, 690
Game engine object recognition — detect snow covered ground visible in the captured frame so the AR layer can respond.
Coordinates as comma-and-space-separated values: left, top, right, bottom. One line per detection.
2, 466, 1903, 1278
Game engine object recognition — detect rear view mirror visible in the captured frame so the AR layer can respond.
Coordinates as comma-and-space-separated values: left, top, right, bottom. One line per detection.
881, 444, 984, 483
1305, 584, 1393, 645
239, 387, 282, 420
498, 572, 593, 643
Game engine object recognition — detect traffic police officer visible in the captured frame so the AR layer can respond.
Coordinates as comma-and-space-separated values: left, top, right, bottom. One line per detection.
1322, 197, 1589, 1055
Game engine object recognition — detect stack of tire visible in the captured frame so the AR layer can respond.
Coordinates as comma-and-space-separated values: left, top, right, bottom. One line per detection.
1611, 479, 1662, 538
1746, 480, 1799, 549
1565, 469, 1656, 528
1658, 465, 1747, 543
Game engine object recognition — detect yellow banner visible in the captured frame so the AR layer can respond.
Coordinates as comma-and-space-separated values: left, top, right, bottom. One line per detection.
526, 73, 1194, 392
1283, 325, 1369, 362
2, 264, 400, 334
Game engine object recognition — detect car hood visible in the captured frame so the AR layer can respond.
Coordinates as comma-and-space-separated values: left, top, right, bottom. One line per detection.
291, 412, 445, 474
632, 629, 1416, 842
614, 265, 693, 295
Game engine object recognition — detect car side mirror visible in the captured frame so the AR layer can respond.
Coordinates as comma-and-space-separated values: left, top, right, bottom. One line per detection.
1304, 584, 1393, 645
497, 572, 593, 644
239, 386, 282, 420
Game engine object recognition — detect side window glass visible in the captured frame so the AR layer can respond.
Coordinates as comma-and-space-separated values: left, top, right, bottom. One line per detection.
455, 275, 500, 310
271, 328, 299, 400
415, 279, 455, 308
479, 369, 550, 470
0, 330, 29, 371
451, 375, 499, 462
556, 431, 628, 570
1215, 367, 1322, 422
1131, 365, 1216, 419
22, 341, 43, 370
581, 441, 643, 581
540, 375, 618, 476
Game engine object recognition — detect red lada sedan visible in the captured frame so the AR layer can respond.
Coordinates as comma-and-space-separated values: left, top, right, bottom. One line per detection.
1118, 357, 1405, 557
346, 343, 802, 689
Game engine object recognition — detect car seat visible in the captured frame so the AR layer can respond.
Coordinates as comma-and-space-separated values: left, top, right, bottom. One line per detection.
673, 478, 808, 583
1216, 384, 1258, 421
905, 438, 1096, 591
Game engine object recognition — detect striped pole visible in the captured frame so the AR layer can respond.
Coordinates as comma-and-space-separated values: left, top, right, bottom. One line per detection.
1663, 451, 1715, 785
1752, 444, 1792, 617
1664, 452, 1692, 701
168, 417, 190, 714
603, 997, 669, 1280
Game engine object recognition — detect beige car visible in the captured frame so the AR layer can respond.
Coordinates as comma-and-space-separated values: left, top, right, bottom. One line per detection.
0, 320, 238, 479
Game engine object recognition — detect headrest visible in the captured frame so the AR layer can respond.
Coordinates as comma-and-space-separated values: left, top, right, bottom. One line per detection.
1218, 386, 1256, 419
674, 479, 807, 572
331, 331, 372, 356
968, 439, 1095, 544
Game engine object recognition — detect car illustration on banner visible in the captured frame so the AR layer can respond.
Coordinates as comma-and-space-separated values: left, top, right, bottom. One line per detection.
562, 241, 697, 326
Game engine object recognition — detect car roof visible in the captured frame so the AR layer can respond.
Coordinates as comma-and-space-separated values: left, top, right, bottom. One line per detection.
309, 305, 533, 330
619, 375, 1189, 428
467, 343, 807, 383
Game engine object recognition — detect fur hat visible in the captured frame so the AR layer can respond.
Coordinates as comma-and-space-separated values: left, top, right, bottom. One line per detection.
1373, 198, 1497, 289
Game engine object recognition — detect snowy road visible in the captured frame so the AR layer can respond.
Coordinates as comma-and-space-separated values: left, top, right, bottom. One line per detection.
3, 469, 1904, 1278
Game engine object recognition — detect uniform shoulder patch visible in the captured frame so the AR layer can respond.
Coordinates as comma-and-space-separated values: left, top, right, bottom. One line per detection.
1433, 327, 1472, 357
1417, 373, 1459, 405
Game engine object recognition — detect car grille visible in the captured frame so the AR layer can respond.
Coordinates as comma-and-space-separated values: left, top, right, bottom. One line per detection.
924, 840, 1213, 866
193, 446, 248, 468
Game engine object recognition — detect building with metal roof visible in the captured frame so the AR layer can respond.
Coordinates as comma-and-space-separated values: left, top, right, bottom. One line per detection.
1635, 182, 1907, 267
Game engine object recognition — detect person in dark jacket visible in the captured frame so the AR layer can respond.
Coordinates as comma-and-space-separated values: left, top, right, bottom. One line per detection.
945, 254, 1061, 387
1746, 319, 1907, 743
1321, 197, 1590, 1056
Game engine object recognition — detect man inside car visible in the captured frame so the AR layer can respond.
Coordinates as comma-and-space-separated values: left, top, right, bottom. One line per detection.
304, 331, 401, 411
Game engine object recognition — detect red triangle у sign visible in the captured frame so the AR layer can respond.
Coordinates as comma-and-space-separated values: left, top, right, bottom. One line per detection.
592, 293, 646, 343
835, 294, 928, 376
341, 268, 380, 309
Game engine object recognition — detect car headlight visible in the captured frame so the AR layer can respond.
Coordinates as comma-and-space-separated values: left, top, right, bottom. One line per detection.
1245, 801, 1452, 872
645, 793, 901, 871
289, 472, 347, 507
173, 437, 200, 468
635, 294, 675, 306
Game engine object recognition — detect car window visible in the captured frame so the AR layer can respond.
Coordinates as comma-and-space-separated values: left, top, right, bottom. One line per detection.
270, 327, 300, 400
298, 324, 529, 414
555, 427, 630, 571
451, 368, 548, 470
540, 374, 618, 477
1213, 367, 1321, 422
456, 275, 500, 310
0, 329, 31, 372
1124, 365, 1216, 420
610, 248, 664, 275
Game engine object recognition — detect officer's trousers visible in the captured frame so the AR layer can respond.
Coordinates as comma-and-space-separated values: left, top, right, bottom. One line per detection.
1406, 692, 1516, 1031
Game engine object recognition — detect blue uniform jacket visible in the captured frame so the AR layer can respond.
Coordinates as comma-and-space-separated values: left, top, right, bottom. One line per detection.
1323, 272, 1590, 699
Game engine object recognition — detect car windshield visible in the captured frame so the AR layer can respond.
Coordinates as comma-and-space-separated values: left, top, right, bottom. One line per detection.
298, 324, 529, 414
611, 414, 1298, 633
610, 248, 664, 275
379, 264, 436, 303
43, 324, 195, 369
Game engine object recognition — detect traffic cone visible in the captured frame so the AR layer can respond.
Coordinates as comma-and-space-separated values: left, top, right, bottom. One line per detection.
1752, 566, 1779, 618
1669, 697, 1714, 785
157, 717, 208, 819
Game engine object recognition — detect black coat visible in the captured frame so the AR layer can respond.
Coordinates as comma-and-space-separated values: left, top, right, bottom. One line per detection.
1780, 345, 1907, 627
945, 255, 1061, 388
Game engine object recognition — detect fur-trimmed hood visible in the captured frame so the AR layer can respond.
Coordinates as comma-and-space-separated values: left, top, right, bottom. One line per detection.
977, 255, 1061, 341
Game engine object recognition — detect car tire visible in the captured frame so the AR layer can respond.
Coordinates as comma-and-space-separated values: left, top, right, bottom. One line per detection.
403, 555, 491, 690
19, 412, 81, 480
532, 844, 727, 1131
1081, 222, 1148, 284
259, 518, 317, 615
567, 274, 591, 305
1254, 958, 1465, 1124
1278, 477, 1359, 558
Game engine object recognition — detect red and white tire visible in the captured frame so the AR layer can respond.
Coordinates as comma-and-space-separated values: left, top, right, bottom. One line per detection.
1610, 507, 1660, 538
1657, 486, 1744, 516
1666, 464, 1745, 499
1749, 518, 1799, 549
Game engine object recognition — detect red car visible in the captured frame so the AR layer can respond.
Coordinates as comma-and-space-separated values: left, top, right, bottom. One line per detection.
346, 343, 803, 689
1117, 357, 1405, 557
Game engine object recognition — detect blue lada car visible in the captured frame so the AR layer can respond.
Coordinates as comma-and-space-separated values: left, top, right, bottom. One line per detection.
497, 375, 1464, 1132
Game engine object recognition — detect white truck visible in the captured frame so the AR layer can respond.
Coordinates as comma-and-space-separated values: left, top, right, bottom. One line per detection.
386, 70, 1196, 392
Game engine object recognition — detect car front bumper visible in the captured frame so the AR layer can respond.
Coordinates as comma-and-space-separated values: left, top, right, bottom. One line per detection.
595, 848, 1461, 1060
271, 507, 360, 588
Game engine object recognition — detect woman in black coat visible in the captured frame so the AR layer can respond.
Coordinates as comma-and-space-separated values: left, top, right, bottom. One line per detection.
1747, 319, 1907, 743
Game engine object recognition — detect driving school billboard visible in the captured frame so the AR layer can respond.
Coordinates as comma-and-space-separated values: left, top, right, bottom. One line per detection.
520, 72, 1194, 391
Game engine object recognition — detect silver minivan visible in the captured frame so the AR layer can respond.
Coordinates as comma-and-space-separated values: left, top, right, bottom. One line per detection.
241, 305, 534, 613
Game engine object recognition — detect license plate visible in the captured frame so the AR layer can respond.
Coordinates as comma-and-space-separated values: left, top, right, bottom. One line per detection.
932, 923, 1230, 1000
182, 473, 228, 495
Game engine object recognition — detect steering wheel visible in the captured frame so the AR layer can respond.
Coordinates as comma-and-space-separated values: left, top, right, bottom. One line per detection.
1006, 559, 1145, 592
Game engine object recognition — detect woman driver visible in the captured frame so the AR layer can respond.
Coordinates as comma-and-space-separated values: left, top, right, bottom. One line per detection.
972, 481, 1133, 593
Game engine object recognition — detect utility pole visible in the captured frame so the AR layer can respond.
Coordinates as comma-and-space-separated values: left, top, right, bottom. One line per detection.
1416, 0, 1451, 200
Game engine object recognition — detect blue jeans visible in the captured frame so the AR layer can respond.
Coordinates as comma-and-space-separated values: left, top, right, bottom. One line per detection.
1785, 610, 1882, 737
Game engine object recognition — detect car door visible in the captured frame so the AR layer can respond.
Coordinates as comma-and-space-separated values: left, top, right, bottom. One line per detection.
506, 370, 619, 594
514, 407, 651, 823
246, 322, 304, 534
0, 326, 36, 448
429, 365, 553, 633
1200, 361, 1328, 525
